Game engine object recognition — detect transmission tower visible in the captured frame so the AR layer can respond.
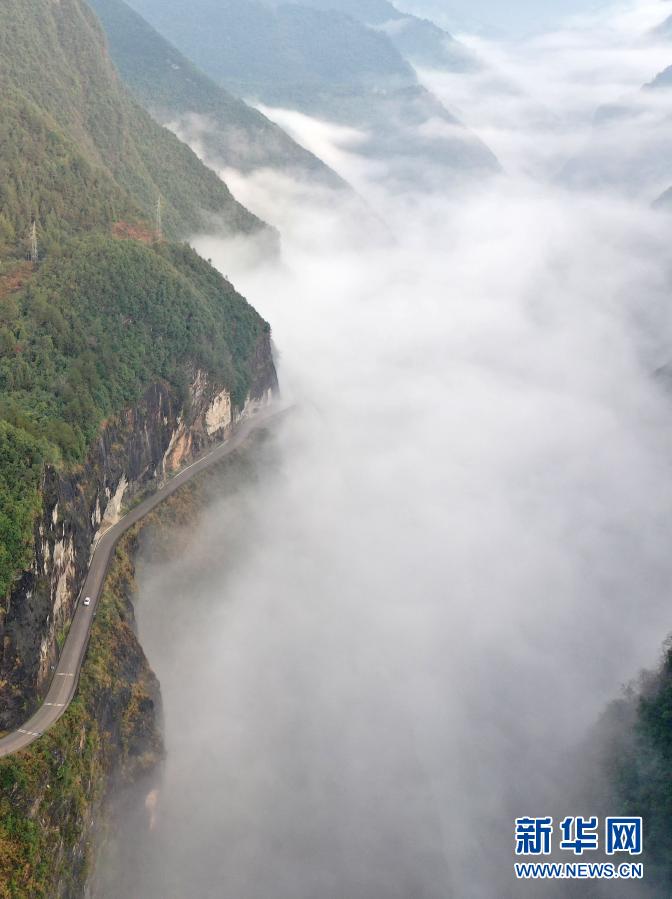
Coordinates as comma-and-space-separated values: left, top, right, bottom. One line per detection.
155, 196, 163, 241
29, 221, 38, 265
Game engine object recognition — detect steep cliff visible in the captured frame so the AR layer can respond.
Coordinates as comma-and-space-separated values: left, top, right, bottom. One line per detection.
0, 1, 280, 891
0, 411, 282, 898
0, 0, 279, 728
0, 524, 162, 898
0, 350, 276, 731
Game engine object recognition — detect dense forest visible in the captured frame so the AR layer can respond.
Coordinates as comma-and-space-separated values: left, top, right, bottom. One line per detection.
598, 643, 672, 886
0, 0, 267, 259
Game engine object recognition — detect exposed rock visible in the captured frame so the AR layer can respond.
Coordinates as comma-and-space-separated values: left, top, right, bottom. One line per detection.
205, 388, 233, 436
0, 340, 277, 730
97, 475, 129, 538
0, 527, 164, 898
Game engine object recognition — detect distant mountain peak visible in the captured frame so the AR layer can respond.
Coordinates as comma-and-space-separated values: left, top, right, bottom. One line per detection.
125, 0, 499, 191
653, 13, 672, 39
271, 0, 480, 72
89, 0, 349, 189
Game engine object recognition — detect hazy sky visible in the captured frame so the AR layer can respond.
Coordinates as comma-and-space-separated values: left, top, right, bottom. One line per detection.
398, 0, 622, 35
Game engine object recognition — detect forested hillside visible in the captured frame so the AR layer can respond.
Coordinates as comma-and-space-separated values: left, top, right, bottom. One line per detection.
126, 0, 499, 189
89, 0, 347, 187
598, 643, 672, 888
283, 0, 479, 72
0, 0, 266, 257
0, 0, 275, 603
128, 0, 415, 95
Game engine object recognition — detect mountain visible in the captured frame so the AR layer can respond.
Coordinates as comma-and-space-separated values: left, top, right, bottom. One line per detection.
593, 642, 672, 889
649, 64, 672, 88
0, 0, 277, 737
560, 62, 672, 202
88, 0, 347, 188
397, 0, 606, 37
0, 0, 269, 253
266, 0, 479, 72
655, 185, 672, 208
654, 14, 672, 38
125, 0, 499, 190
129, 0, 415, 95
393, 2, 504, 38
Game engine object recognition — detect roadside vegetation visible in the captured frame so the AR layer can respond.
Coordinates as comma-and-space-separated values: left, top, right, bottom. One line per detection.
0, 431, 268, 896
0, 234, 269, 599
0, 529, 162, 898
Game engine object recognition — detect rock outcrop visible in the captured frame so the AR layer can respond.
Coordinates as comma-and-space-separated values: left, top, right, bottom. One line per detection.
0, 337, 277, 730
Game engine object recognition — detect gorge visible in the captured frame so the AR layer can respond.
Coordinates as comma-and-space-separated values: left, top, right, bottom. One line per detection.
2, 1, 672, 897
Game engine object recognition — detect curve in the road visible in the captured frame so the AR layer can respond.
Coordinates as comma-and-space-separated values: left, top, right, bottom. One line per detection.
0, 408, 281, 758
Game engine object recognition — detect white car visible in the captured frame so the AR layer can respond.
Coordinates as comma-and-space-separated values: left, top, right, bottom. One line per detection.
83, 596, 92, 607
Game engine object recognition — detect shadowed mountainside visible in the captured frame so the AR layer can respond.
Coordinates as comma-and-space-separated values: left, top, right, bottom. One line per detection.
125, 0, 500, 190
265, 0, 479, 72
0, 0, 270, 249
88, 0, 349, 190
560, 61, 672, 202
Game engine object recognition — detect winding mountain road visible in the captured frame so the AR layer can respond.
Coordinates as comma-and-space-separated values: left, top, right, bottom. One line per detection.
0, 407, 281, 758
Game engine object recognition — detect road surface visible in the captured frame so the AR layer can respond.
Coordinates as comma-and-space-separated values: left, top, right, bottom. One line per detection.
0, 407, 281, 758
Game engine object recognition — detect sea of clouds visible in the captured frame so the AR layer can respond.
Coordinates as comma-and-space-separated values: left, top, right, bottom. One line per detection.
95, 3, 672, 896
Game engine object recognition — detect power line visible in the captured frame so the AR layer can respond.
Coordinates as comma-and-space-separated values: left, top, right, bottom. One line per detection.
29, 220, 38, 264
155, 196, 163, 241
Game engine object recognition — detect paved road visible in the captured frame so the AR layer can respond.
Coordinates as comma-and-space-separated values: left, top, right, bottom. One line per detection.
0, 407, 282, 758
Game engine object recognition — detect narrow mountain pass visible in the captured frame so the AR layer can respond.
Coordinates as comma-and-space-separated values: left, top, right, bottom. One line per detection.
0, 408, 283, 758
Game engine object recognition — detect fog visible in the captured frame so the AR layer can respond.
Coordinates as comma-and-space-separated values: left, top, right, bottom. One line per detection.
415, 2, 672, 183
95, 3, 672, 897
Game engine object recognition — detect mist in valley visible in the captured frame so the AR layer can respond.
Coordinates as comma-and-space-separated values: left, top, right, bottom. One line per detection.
95, 3, 672, 896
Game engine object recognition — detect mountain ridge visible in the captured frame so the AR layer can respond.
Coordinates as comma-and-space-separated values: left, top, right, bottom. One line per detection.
88, 0, 349, 189
275, 0, 480, 72
125, 0, 500, 190
0, 0, 271, 250
559, 59, 672, 202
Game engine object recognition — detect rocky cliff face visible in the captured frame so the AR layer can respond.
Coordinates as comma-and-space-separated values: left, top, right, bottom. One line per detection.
0, 524, 164, 897
0, 335, 277, 731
